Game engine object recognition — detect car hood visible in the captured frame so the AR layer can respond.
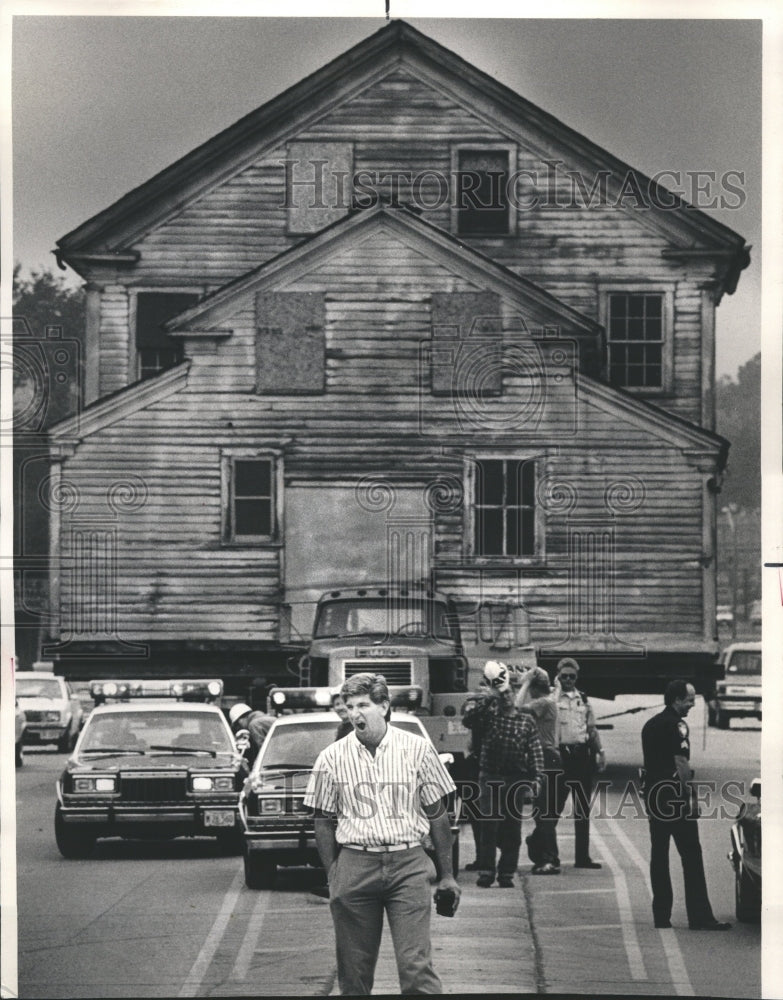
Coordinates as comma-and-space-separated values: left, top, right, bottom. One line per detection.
69, 752, 241, 771
245, 768, 313, 793
18, 696, 66, 711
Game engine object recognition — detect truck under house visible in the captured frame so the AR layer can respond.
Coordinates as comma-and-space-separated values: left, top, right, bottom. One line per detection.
46, 21, 749, 701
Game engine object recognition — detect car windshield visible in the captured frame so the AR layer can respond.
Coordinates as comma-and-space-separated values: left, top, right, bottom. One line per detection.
80, 710, 233, 754
257, 718, 424, 772
726, 651, 761, 676
16, 678, 62, 699
313, 598, 455, 639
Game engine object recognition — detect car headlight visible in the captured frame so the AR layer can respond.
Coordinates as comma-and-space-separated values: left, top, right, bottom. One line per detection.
191, 775, 235, 792
259, 798, 284, 814
73, 776, 116, 793
44, 711, 62, 723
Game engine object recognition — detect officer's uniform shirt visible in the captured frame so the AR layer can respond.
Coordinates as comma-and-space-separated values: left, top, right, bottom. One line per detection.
641, 706, 690, 783
556, 689, 593, 746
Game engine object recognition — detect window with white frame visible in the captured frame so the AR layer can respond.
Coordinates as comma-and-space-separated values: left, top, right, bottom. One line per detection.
605, 290, 670, 390
471, 458, 537, 558
222, 453, 279, 543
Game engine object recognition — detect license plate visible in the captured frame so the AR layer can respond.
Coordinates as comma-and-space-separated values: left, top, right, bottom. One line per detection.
204, 810, 235, 828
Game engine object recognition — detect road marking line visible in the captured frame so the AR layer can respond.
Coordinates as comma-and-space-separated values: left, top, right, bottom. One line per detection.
591, 825, 647, 981
231, 890, 272, 981
178, 866, 245, 997
535, 888, 616, 895
604, 820, 695, 997
536, 923, 622, 931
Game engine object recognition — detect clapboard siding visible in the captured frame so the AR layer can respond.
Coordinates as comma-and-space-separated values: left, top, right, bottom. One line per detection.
88, 67, 714, 420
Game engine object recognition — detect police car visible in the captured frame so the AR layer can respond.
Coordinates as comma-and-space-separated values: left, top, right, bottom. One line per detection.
729, 777, 761, 922
55, 679, 248, 858
239, 697, 459, 890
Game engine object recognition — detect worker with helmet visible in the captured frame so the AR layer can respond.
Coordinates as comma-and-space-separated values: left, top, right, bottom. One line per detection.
228, 702, 275, 764
461, 660, 544, 889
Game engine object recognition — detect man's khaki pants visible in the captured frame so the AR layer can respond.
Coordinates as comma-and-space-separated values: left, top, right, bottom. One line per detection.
328, 845, 443, 995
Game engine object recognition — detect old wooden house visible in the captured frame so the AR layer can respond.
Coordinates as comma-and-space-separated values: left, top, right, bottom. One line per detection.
48, 21, 749, 699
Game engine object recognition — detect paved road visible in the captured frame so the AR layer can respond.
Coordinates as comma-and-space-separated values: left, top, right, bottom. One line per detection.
12, 697, 761, 997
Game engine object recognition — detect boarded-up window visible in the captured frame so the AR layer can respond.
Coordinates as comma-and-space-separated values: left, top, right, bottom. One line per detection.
136, 292, 199, 380
456, 149, 510, 235
430, 291, 502, 396
285, 142, 353, 235
256, 292, 325, 394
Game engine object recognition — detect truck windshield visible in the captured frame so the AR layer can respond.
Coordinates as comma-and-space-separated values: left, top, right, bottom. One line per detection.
313, 598, 455, 640
726, 651, 761, 676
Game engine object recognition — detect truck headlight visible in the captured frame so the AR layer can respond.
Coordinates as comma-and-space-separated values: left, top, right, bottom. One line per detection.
73, 776, 116, 793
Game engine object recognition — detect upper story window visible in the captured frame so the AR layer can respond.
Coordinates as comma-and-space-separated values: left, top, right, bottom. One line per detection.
601, 286, 674, 394
221, 451, 281, 544
470, 458, 537, 558
453, 147, 513, 236
135, 291, 199, 381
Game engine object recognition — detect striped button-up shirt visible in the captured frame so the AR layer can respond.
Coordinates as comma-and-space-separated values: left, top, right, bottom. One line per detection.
303, 724, 455, 847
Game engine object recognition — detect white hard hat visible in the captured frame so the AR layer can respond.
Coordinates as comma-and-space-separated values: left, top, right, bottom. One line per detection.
229, 702, 253, 725
483, 660, 510, 692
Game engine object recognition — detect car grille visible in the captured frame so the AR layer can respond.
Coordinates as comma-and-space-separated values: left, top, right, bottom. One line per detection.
24, 710, 46, 723
343, 661, 413, 685
120, 772, 188, 803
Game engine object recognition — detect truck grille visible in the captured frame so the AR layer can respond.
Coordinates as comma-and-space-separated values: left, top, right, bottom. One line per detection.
343, 661, 412, 685
120, 772, 188, 803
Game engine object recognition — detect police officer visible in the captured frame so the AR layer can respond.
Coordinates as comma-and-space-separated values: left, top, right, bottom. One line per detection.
552, 658, 605, 869
641, 679, 730, 930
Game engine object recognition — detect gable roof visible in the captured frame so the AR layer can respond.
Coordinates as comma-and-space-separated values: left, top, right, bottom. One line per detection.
55, 20, 749, 294
163, 203, 602, 338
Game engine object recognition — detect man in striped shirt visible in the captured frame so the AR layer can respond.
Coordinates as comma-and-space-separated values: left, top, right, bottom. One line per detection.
304, 672, 459, 996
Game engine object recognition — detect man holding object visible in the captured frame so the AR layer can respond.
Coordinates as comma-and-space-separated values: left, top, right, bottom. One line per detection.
304, 672, 460, 995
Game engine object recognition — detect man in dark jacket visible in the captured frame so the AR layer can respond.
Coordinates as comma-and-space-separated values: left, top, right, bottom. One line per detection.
462, 660, 544, 889
641, 679, 730, 931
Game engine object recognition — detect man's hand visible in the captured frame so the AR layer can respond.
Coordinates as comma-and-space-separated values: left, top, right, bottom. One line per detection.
595, 749, 607, 773
433, 874, 461, 904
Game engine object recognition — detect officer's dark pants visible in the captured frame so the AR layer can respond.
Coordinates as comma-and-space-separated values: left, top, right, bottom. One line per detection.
646, 792, 715, 926
477, 772, 528, 878
553, 746, 594, 865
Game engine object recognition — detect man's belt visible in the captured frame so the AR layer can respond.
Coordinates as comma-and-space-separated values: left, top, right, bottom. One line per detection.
343, 842, 420, 853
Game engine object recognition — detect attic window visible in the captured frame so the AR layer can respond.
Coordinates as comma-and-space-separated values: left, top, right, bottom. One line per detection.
135, 292, 199, 381
454, 148, 512, 236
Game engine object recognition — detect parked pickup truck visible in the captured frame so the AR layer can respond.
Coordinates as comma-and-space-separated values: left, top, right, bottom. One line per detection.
708, 642, 761, 729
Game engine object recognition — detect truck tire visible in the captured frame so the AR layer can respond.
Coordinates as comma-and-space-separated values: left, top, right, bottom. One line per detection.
244, 850, 277, 890
716, 710, 730, 730
55, 805, 96, 859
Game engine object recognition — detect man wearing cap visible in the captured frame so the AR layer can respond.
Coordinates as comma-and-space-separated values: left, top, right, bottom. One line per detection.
551, 658, 605, 869
228, 703, 275, 765
304, 672, 459, 995
462, 660, 544, 889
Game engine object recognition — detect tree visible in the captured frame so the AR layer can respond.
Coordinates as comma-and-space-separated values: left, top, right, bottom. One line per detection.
12, 264, 86, 667
715, 352, 761, 512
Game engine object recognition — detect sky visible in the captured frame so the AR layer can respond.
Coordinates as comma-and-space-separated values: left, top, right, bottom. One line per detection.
8, 9, 764, 379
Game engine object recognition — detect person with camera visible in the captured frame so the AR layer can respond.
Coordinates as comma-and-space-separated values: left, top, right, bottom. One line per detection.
551, 658, 605, 869
641, 679, 730, 931
304, 672, 459, 996
462, 660, 544, 889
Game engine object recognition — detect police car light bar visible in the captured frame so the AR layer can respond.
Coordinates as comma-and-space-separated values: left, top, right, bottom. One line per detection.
90, 679, 223, 704
390, 686, 424, 710
267, 686, 333, 715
